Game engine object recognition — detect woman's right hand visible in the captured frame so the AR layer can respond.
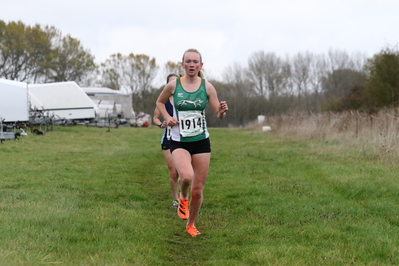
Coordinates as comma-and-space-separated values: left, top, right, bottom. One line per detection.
166, 116, 179, 127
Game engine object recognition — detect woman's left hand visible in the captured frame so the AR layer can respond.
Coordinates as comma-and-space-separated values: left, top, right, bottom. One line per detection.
219, 101, 228, 113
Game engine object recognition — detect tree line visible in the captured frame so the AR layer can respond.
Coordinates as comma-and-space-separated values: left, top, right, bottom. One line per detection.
1, 20, 399, 127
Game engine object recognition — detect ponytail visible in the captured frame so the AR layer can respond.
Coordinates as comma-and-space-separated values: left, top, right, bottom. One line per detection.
198, 69, 204, 79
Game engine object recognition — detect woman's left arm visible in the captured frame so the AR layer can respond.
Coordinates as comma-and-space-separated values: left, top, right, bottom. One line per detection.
206, 81, 228, 119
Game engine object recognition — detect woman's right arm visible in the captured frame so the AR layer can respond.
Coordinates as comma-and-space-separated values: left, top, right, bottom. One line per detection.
156, 81, 179, 126
153, 107, 162, 127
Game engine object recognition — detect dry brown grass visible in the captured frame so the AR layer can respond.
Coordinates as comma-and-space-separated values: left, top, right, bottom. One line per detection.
255, 109, 399, 162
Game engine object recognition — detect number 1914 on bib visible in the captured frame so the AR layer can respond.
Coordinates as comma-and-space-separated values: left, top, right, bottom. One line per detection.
178, 111, 204, 137
180, 117, 201, 130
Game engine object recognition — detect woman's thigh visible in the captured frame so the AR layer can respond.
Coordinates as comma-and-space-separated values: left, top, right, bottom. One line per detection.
172, 148, 194, 179
191, 153, 211, 189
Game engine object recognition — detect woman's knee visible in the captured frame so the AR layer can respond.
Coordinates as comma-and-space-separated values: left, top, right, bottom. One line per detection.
169, 169, 179, 180
180, 174, 193, 185
191, 187, 203, 199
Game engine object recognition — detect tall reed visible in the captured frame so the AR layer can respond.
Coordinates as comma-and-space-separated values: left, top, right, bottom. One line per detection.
258, 109, 399, 162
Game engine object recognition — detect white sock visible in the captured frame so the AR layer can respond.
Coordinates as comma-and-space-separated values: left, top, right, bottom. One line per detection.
181, 193, 188, 199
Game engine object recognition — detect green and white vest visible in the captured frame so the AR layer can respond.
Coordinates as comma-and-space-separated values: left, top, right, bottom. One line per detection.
170, 77, 209, 142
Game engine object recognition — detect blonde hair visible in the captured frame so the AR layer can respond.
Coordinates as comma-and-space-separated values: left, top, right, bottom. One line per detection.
182, 48, 202, 62
182, 48, 204, 78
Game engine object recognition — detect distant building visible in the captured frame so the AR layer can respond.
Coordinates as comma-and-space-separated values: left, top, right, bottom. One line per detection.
82, 87, 135, 119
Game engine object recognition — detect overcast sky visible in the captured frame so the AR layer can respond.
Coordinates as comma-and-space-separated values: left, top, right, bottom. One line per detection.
2, 0, 399, 85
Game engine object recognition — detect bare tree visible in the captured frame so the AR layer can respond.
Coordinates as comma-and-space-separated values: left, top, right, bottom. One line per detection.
322, 49, 354, 97
291, 52, 313, 99
163, 61, 182, 78
247, 51, 267, 97
122, 53, 158, 93
351, 51, 368, 73
223, 62, 254, 97
100, 53, 124, 90
100, 53, 158, 93
280, 57, 292, 96
247, 51, 286, 99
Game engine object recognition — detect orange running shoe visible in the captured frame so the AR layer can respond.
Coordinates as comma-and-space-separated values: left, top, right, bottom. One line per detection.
178, 196, 189, 220
186, 224, 201, 237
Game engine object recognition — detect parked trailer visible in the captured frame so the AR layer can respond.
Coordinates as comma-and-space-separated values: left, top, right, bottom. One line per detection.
0, 79, 29, 122
29, 81, 96, 120
0, 79, 29, 143
0, 118, 18, 143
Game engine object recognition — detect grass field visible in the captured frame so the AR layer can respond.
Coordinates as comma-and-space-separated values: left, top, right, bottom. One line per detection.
1, 125, 398, 265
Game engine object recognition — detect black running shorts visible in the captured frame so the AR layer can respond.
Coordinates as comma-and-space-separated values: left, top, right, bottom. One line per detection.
161, 144, 170, 150
170, 138, 211, 155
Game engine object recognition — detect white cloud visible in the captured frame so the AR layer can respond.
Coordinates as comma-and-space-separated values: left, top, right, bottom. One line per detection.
2, 0, 399, 85
96, 26, 227, 79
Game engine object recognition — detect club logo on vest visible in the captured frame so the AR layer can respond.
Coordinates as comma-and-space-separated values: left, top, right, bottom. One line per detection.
177, 99, 203, 108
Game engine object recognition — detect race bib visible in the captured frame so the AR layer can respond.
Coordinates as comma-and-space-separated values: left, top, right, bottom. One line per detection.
178, 111, 204, 137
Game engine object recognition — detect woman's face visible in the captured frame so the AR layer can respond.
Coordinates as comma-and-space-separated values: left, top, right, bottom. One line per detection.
182, 52, 203, 76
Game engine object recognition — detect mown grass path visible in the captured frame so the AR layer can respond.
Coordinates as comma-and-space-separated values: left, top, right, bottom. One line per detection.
1, 126, 398, 265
